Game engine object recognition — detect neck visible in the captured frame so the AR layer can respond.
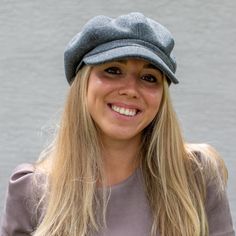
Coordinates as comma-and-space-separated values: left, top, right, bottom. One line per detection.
100, 134, 141, 186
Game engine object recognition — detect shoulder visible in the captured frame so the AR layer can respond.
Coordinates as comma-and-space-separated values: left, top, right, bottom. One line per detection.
7, 163, 46, 203
186, 143, 227, 189
7, 163, 35, 195
186, 143, 228, 206
186, 144, 235, 235
1, 163, 46, 235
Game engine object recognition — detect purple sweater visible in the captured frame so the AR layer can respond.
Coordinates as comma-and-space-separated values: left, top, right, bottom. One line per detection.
0, 163, 235, 236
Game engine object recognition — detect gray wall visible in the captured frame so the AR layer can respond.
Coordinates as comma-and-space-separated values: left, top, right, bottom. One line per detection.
1, 0, 235, 227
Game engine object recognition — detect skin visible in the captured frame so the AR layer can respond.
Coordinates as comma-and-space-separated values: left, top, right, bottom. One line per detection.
87, 59, 164, 185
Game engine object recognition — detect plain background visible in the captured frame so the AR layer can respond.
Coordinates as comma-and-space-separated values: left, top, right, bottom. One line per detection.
0, 0, 235, 227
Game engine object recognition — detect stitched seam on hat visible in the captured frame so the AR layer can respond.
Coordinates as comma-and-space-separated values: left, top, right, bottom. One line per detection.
84, 39, 174, 71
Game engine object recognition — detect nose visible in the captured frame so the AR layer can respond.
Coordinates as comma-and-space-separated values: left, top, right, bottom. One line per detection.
118, 74, 140, 99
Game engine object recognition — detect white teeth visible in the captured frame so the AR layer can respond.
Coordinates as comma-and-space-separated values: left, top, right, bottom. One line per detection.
111, 105, 137, 116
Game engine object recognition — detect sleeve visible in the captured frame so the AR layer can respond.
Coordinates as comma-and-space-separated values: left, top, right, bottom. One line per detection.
0, 163, 38, 236
205, 179, 235, 236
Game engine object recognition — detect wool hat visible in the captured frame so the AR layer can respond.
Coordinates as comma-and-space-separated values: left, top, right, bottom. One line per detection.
64, 12, 178, 84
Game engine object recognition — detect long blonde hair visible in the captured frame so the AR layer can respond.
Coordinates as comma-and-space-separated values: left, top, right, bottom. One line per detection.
33, 65, 227, 236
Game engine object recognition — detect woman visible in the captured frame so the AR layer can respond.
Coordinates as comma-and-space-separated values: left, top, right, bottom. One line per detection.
1, 12, 234, 236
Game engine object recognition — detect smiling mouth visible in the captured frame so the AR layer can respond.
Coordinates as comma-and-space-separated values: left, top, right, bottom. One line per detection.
109, 104, 140, 117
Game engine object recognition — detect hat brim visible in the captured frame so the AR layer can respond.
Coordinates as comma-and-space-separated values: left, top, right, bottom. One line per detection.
82, 45, 179, 84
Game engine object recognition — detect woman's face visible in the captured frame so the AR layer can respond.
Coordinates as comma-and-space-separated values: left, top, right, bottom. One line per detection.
87, 59, 164, 142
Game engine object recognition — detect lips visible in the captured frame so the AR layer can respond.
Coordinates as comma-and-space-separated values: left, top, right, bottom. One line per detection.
108, 103, 141, 117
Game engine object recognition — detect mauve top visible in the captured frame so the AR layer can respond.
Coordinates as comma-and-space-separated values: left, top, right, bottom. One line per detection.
0, 163, 235, 236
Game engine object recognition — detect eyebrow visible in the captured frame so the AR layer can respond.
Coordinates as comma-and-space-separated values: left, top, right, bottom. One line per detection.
144, 63, 159, 70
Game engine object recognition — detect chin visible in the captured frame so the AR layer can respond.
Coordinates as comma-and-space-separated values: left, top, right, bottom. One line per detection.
102, 129, 141, 142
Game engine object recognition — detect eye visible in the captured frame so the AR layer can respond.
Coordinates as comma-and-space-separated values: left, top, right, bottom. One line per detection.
104, 67, 122, 75
141, 74, 157, 83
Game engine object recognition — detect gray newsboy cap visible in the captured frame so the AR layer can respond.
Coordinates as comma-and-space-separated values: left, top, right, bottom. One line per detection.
64, 12, 178, 84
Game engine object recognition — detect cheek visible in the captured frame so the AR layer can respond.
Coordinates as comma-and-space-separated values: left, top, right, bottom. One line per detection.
88, 74, 114, 96
87, 76, 103, 102
146, 92, 163, 128
147, 89, 163, 112
86, 77, 114, 115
